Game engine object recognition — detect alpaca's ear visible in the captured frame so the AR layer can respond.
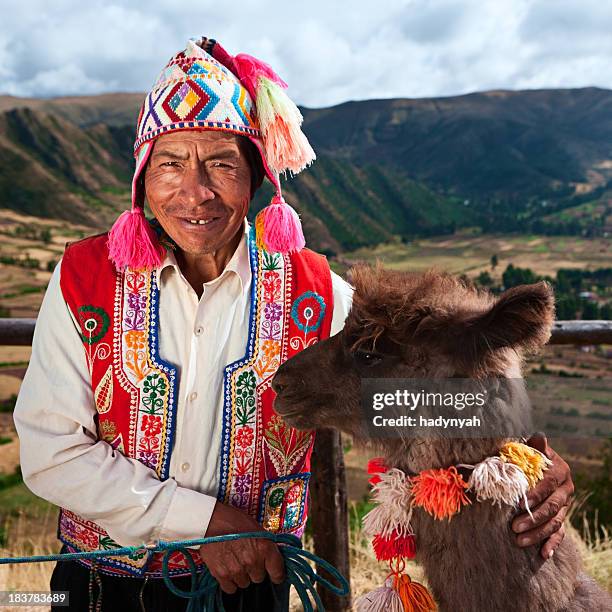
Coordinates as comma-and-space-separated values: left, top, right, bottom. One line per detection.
459, 281, 555, 354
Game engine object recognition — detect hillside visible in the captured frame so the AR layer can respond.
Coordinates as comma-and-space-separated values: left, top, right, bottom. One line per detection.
0, 87, 611, 251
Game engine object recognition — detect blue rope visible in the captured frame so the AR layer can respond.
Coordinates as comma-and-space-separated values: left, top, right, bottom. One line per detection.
0, 531, 349, 611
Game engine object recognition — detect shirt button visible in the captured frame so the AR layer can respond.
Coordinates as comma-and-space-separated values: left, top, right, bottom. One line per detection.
189, 391, 198, 402
181, 462, 190, 472
194, 325, 204, 336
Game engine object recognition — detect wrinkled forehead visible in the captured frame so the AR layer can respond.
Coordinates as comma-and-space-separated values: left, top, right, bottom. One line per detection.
150, 129, 245, 154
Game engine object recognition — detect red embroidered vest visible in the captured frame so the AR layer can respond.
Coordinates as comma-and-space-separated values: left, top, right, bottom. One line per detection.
57, 225, 333, 577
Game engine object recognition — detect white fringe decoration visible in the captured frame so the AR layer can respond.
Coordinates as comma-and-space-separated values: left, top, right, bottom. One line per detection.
362, 468, 414, 538
355, 578, 405, 612
466, 456, 533, 518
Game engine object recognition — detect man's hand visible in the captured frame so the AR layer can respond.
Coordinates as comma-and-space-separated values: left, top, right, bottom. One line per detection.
199, 502, 285, 594
511, 432, 574, 560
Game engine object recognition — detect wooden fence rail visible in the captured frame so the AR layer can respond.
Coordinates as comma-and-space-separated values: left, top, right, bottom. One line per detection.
1, 317, 610, 610
1, 318, 611, 347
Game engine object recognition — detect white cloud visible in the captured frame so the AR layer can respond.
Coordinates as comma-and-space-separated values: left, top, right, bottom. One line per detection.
0, 0, 610, 106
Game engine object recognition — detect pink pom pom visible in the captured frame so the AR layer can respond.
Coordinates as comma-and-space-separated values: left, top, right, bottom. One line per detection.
233, 53, 287, 100
255, 195, 305, 254
107, 208, 165, 271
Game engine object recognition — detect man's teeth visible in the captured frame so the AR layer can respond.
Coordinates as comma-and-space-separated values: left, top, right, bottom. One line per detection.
188, 219, 213, 225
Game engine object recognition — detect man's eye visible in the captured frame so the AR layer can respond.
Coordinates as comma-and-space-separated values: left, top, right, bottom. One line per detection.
211, 161, 234, 168
353, 350, 384, 367
161, 161, 180, 167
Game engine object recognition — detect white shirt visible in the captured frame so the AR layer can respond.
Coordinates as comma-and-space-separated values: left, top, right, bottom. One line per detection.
13, 219, 354, 548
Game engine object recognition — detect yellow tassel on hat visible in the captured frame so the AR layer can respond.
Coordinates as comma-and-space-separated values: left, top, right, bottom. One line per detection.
499, 442, 553, 488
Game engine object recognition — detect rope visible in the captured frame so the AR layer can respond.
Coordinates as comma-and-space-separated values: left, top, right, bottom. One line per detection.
0, 531, 349, 612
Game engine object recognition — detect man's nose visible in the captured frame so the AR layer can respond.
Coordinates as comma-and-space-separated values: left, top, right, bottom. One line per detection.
179, 166, 215, 206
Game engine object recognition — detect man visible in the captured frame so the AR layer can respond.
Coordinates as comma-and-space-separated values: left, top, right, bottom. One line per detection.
14, 37, 573, 612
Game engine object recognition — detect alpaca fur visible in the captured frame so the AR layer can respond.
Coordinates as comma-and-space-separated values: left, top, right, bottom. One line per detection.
272, 264, 611, 611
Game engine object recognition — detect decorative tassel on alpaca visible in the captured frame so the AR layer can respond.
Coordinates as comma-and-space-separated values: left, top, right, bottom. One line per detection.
367, 457, 389, 485
362, 468, 414, 538
107, 207, 165, 271
411, 466, 471, 520
372, 530, 416, 561
354, 576, 406, 612
356, 561, 436, 612
392, 573, 437, 612
254, 193, 305, 254
499, 441, 553, 488
465, 456, 531, 516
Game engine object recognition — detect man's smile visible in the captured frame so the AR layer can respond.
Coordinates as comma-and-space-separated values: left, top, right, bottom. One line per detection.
176, 215, 225, 231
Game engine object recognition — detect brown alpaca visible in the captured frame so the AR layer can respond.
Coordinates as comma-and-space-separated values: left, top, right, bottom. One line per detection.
272, 265, 611, 612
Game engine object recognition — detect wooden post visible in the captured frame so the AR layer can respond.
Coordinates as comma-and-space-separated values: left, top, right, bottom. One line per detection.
310, 428, 351, 611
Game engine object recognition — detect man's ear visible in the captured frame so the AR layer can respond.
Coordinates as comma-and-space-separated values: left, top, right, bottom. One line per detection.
457, 281, 555, 356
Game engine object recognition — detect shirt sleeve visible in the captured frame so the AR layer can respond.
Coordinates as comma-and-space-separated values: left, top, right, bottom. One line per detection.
13, 259, 217, 547
330, 269, 354, 336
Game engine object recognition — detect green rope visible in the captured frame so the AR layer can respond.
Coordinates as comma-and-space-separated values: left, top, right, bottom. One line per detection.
0, 531, 349, 611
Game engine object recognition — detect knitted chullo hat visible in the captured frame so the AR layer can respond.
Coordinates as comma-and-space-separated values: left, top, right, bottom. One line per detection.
108, 36, 316, 270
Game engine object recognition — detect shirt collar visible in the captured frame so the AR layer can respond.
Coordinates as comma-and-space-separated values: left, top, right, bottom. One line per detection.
154, 217, 251, 292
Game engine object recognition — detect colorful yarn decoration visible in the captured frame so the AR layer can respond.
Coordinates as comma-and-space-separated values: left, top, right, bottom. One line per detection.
254, 76, 316, 176
362, 468, 414, 538
107, 208, 165, 271
367, 457, 389, 485
354, 576, 406, 612
232, 52, 288, 101
372, 531, 416, 562
411, 466, 471, 520
466, 456, 530, 511
392, 573, 437, 612
499, 442, 553, 488
254, 194, 305, 254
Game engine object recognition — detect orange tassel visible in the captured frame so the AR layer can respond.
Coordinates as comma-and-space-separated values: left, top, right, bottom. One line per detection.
411, 466, 471, 520
393, 573, 437, 612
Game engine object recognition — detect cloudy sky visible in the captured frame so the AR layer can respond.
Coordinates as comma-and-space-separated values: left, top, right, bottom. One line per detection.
1, 0, 611, 108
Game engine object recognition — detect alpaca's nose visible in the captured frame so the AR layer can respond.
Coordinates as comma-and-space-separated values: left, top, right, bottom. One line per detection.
272, 378, 285, 394
272, 365, 303, 395
271, 372, 288, 395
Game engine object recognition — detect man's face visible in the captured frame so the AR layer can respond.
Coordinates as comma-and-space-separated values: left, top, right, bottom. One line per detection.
144, 130, 252, 255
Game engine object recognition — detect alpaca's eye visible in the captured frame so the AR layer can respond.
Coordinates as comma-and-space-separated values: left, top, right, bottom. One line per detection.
353, 350, 383, 367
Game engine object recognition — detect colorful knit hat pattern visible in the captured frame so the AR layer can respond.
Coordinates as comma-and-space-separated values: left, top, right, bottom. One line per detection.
108, 36, 316, 270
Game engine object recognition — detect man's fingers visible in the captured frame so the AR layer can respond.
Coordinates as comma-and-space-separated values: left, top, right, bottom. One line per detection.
520, 459, 573, 511
263, 544, 286, 584
216, 576, 239, 595
514, 504, 568, 548
241, 544, 267, 584
225, 549, 251, 589
541, 523, 566, 560
514, 479, 572, 532
202, 560, 240, 594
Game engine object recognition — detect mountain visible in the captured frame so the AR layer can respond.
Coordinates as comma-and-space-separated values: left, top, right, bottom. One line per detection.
0, 87, 610, 252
